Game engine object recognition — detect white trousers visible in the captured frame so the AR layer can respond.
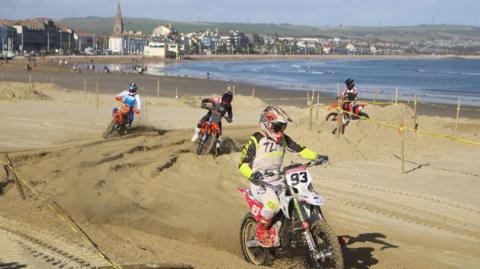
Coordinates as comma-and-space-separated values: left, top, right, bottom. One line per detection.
250, 183, 280, 220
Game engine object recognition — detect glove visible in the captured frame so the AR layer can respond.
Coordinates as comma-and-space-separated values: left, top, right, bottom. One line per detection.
250, 171, 264, 182
115, 96, 122, 102
315, 155, 329, 165
225, 117, 232, 123
134, 108, 141, 114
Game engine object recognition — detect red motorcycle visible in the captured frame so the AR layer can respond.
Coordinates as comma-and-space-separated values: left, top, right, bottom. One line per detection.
325, 102, 369, 122
196, 109, 222, 156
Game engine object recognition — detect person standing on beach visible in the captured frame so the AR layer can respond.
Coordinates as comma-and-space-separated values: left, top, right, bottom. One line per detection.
342, 78, 359, 114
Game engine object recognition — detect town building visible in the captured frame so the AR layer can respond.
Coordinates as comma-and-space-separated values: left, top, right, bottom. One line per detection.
0, 25, 16, 58
0, 18, 74, 54
108, 0, 148, 55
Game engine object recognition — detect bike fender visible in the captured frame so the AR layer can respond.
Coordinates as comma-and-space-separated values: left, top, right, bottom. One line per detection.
298, 191, 325, 206
280, 194, 294, 219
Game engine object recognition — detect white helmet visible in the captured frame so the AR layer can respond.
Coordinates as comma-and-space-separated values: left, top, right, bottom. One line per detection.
259, 106, 292, 143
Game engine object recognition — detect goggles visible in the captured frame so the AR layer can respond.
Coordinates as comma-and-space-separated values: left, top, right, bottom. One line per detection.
271, 122, 287, 132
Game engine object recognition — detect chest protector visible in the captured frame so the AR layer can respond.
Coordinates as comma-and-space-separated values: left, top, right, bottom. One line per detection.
252, 135, 287, 181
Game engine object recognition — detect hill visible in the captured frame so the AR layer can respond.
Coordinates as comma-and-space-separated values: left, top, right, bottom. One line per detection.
57, 17, 480, 43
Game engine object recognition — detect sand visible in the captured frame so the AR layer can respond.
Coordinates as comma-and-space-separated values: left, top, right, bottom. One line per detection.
0, 80, 479, 269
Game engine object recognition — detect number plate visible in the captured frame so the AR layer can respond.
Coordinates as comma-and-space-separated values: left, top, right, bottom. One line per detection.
285, 167, 311, 188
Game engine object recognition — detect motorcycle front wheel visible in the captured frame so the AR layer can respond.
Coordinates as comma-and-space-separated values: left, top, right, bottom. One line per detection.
196, 133, 217, 155
310, 220, 344, 269
102, 119, 117, 138
358, 112, 369, 119
325, 112, 338, 122
240, 213, 274, 266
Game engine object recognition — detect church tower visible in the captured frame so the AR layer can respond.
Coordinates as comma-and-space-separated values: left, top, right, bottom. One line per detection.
113, 0, 123, 35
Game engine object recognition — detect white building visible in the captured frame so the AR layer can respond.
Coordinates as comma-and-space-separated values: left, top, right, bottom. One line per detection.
144, 41, 181, 58
152, 25, 172, 37
109, 35, 147, 55
144, 42, 166, 57
109, 36, 123, 54
346, 43, 357, 53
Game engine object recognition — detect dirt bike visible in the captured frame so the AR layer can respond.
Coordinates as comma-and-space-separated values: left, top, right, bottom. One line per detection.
102, 102, 131, 138
196, 108, 223, 156
325, 101, 369, 122
239, 161, 344, 269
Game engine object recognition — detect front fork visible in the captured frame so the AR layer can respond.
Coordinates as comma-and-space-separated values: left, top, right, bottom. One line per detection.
288, 185, 324, 263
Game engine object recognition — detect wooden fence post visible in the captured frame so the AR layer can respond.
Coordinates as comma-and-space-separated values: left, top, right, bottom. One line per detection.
5, 154, 25, 200
373, 90, 377, 105
175, 87, 178, 99
400, 119, 405, 175
252, 87, 255, 98
307, 91, 310, 105
1, 73, 3, 82
413, 95, 418, 132
29, 74, 32, 84
309, 102, 313, 131
232, 85, 236, 95
316, 93, 320, 120
336, 83, 342, 137
455, 97, 461, 133
157, 79, 160, 98
50, 75, 54, 84
96, 79, 99, 109
395, 87, 399, 105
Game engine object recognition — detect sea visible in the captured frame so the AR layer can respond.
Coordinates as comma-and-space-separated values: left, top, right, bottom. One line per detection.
86, 58, 480, 106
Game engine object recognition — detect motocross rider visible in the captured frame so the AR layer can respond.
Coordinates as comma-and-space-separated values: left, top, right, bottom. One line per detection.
113, 83, 142, 128
191, 90, 233, 148
341, 78, 359, 114
238, 106, 328, 247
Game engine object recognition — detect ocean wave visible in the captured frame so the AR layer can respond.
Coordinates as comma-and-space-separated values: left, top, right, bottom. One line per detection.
418, 69, 480, 76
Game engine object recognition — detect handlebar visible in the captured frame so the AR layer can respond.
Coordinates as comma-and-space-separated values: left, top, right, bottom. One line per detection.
252, 160, 326, 186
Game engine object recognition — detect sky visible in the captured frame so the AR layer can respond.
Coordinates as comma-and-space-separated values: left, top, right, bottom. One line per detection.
1, 0, 479, 27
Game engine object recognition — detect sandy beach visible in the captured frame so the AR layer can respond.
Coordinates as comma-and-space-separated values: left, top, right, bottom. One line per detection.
0, 59, 479, 268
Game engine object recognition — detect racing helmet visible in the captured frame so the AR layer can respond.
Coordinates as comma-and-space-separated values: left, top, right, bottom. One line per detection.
345, 78, 355, 89
221, 90, 233, 105
128, 83, 138, 94
259, 106, 292, 143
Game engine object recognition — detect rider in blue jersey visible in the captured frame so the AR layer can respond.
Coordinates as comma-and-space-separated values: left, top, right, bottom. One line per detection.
112, 83, 142, 128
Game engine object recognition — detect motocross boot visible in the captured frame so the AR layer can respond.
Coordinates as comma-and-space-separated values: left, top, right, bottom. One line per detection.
191, 127, 200, 142
216, 137, 222, 150
256, 218, 274, 248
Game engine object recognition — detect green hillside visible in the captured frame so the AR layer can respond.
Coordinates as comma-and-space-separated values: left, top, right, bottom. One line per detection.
57, 17, 480, 43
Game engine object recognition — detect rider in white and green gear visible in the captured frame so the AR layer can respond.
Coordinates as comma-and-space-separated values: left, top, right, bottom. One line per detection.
238, 106, 328, 248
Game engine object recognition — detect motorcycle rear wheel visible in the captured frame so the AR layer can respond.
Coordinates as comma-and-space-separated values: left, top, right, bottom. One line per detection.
310, 220, 344, 269
240, 213, 274, 266
102, 119, 117, 138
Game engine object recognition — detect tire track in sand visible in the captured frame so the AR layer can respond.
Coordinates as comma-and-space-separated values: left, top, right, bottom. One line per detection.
0, 216, 109, 268
317, 182, 480, 241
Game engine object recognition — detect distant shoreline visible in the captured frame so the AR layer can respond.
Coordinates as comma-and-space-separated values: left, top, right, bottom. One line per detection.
12, 53, 480, 65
